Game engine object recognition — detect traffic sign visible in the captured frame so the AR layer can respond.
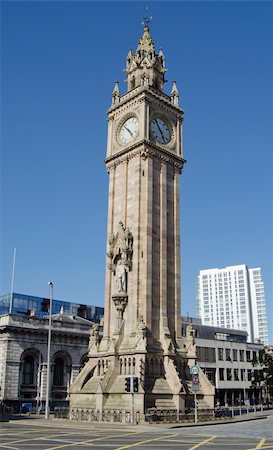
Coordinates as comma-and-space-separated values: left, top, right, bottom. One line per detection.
190, 365, 199, 375
192, 374, 199, 384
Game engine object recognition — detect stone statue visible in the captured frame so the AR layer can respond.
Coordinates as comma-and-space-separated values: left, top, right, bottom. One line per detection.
115, 259, 126, 292
89, 323, 100, 346
186, 324, 196, 345
107, 221, 133, 273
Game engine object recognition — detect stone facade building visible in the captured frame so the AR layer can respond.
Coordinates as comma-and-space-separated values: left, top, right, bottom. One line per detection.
0, 312, 93, 411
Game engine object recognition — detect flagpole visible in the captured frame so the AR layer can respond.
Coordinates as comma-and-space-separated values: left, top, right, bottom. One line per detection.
9, 248, 16, 314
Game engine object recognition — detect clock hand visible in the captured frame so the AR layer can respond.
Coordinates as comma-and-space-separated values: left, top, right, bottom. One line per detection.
124, 125, 133, 137
154, 118, 164, 140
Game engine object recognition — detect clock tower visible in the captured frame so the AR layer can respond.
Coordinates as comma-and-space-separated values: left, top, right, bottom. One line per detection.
70, 22, 214, 417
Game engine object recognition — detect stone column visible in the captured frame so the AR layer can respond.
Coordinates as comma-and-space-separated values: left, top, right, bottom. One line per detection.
160, 161, 169, 337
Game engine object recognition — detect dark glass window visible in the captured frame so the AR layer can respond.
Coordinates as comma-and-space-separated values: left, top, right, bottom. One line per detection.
53, 358, 64, 386
197, 347, 216, 362
219, 368, 224, 381
41, 298, 49, 312
218, 348, 223, 360
227, 368, 232, 380
23, 356, 34, 385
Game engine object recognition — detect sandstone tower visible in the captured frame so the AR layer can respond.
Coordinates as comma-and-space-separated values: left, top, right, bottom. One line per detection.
70, 22, 214, 417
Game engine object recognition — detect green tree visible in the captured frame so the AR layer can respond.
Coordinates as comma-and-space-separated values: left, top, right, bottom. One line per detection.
252, 349, 273, 397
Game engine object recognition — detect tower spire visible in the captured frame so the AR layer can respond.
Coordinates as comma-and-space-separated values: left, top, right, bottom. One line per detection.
125, 12, 166, 92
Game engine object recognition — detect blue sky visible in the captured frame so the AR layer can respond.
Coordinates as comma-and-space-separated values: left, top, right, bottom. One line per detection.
1, 1, 272, 342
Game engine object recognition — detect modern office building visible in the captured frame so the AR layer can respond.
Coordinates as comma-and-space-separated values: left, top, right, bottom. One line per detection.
0, 293, 104, 324
197, 265, 269, 345
182, 317, 266, 406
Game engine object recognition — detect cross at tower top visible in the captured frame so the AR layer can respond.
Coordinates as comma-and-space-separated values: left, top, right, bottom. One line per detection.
142, 6, 152, 30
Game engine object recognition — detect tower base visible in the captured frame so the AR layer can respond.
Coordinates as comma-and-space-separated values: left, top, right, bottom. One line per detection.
69, 325, 214, 421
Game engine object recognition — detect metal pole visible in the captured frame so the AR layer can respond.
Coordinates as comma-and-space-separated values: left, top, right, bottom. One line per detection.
36, 353, 42, 414
194, 391, 198, 423
45, 282, 53, 419
132, 392, 135, 425
130, 376, 135, 424
9, 248, 16, 314
243, 375, 246, 405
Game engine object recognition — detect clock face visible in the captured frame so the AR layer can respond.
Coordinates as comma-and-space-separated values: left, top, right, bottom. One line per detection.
150, 117, 171, 144
119, 117, 139, 145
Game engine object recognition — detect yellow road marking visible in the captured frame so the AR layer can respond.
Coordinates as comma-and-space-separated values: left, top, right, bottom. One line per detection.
256, 439, 266, 448
188, 435, 216, 450
3, 430, 102, 445
248, 446, 273, 450
114, 433, 180, 450
1, 429, 59, 437
44, 431, 144, 450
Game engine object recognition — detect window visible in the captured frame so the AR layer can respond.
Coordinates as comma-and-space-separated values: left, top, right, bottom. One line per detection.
241, 369, 245, 381
225, 349, 231, 361
218, 348, 223, 360
23, 355, 34, 385
197, 347, 216, 362
219, 368, 224, 381
233, 349, 238, 361
53, 358, 64, 386
247, 369, 252, 381
240, 350, 244, 362
227, 368, 232, 380
246, 351, 251, 362
41, 298, 49, 313
234, 369, 239, 381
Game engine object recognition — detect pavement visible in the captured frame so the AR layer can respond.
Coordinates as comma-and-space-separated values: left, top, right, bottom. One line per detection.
169, 407, 273, 428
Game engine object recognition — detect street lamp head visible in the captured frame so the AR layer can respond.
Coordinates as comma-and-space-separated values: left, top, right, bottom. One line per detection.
48, 281, 53, 287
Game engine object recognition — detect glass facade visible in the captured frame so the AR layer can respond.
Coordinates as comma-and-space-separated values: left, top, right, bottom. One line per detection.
0, 293, 104, 323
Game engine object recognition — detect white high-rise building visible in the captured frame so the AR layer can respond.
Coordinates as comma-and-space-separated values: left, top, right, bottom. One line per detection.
197, 265, 268, 345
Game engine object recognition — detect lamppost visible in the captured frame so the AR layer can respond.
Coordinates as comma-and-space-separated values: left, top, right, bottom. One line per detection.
45, 281, 53, 419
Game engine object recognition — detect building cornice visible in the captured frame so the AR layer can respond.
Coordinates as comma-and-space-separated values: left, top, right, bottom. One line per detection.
108, 85, 183, 116
105, 140, 186, 172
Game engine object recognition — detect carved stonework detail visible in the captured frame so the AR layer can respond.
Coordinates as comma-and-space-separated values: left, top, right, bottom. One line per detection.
185, 324, 197, 361
89, 323, 101, 352
107, 221, 133, 278
112, 294, 128, 329
105, 145, 185, 172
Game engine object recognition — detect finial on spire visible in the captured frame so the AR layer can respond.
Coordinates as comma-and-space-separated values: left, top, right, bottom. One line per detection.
142, 6, 152, 30
112, 81, 120, 106
171, 81, 179, 106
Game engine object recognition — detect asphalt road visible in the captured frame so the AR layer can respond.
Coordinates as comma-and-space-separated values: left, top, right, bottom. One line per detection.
1, 417, 273, 450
